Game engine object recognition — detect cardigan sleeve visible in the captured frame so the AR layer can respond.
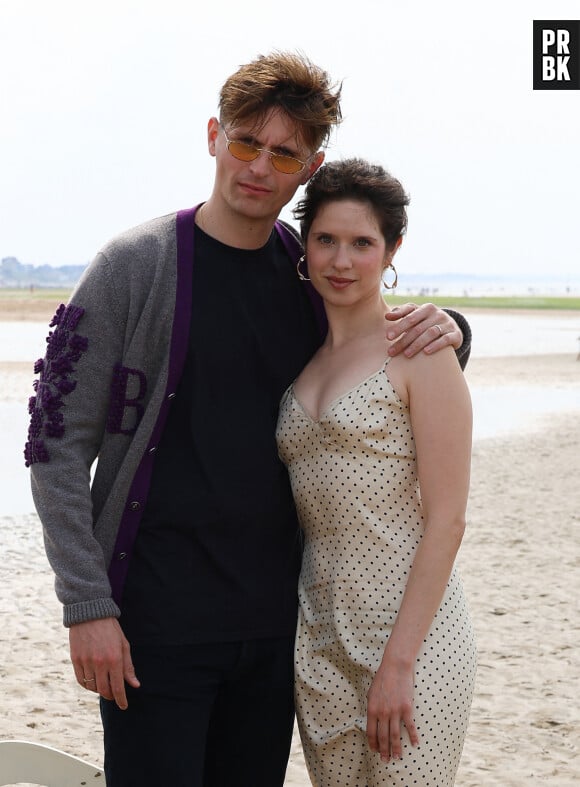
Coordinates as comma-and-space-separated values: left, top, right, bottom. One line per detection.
26, 252, 125, 625
444, 308, 472, 370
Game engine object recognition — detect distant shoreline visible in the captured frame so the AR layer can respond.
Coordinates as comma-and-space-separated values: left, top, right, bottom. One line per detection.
0, 291, 69, 322
1, 289, 579, 323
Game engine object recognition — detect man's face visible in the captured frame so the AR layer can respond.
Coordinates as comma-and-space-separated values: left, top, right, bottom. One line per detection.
207, 108, 323, 226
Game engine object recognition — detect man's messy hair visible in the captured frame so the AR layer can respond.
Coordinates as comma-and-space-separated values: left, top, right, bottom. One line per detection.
219, 50, 342, 152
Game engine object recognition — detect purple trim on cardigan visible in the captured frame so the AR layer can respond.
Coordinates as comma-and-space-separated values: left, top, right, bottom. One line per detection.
274, 220, 327, 340
24, 304, 88, 467
107, 206, 198, 604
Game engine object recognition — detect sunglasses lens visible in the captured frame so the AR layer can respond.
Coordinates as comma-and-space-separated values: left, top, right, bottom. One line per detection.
271, 156, 304, 174
228, 141, 259, 162
226, 133, 304, 174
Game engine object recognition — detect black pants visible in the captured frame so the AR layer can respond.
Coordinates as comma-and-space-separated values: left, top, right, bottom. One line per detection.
100, 636, 296, 787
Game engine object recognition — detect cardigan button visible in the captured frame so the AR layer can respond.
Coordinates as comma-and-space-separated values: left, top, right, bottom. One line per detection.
117, 552, 127, 560
167, 392, 176, 400
129, 501, 141, 511
148, 446, 157, 454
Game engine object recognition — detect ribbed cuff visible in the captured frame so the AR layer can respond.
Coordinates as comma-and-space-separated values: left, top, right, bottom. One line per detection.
444, 308, 472, 370
63, 597, 121, 627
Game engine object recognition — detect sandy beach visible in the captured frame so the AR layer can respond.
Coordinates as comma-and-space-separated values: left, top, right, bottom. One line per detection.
1, 300, 579, 785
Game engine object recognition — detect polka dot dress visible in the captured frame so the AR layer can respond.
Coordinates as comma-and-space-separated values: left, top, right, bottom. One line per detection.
276, 359, 477, 786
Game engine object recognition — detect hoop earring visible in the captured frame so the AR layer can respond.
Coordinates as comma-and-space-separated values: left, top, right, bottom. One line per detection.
382, 264, 398, 290
296, 255, 311, 282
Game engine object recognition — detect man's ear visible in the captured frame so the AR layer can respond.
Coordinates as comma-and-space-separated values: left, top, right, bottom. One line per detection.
207, 117, 220, 157
301, 150, 325, 184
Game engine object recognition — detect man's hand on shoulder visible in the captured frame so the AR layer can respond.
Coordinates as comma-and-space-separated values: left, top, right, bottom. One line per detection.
386, 303, 462, 358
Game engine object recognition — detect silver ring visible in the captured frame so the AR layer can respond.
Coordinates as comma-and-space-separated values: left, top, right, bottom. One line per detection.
83, 677, 96, 684
435, 324, 443, 336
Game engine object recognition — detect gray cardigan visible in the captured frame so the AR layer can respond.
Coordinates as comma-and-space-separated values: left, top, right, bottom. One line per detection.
25, 206, 313, 626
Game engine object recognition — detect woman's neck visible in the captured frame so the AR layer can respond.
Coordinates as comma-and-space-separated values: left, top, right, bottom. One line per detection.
323, 296, 389, 351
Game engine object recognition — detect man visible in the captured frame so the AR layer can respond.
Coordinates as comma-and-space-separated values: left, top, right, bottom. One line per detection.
25, 52, 470, 786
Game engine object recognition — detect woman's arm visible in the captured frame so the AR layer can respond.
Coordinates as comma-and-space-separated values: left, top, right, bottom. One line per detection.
367, 347, 472, 762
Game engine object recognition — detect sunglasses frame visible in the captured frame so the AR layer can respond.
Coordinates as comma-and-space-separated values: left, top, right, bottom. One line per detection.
222, 128, 307, 175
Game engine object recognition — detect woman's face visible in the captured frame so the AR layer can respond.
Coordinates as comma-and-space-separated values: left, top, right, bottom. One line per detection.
305, 199, 390, 308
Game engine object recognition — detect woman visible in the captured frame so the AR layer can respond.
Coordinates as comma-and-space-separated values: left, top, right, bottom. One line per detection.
276, 158, 477, 786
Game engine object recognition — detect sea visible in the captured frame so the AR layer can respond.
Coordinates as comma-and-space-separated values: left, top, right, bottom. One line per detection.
1, 310, 579, 516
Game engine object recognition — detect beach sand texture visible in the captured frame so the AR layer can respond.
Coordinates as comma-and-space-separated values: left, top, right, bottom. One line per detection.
0, 299, 579, 785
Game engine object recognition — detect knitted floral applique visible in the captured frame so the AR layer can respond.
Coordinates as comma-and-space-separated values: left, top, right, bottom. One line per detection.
24, 303, 88, 466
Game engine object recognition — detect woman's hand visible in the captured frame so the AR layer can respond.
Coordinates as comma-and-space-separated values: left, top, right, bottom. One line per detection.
366, 657, 419, 762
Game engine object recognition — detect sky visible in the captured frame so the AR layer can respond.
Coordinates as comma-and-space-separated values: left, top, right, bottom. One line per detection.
1, 0, 579, 284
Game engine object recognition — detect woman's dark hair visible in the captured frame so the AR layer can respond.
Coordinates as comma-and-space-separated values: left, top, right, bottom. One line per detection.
294, 158, 410, 249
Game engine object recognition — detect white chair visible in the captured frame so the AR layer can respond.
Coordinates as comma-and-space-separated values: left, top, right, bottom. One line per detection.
0, 740, 103, 786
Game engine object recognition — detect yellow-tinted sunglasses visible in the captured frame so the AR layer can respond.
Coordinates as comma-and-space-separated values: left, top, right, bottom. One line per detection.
222, 128, 307, 175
